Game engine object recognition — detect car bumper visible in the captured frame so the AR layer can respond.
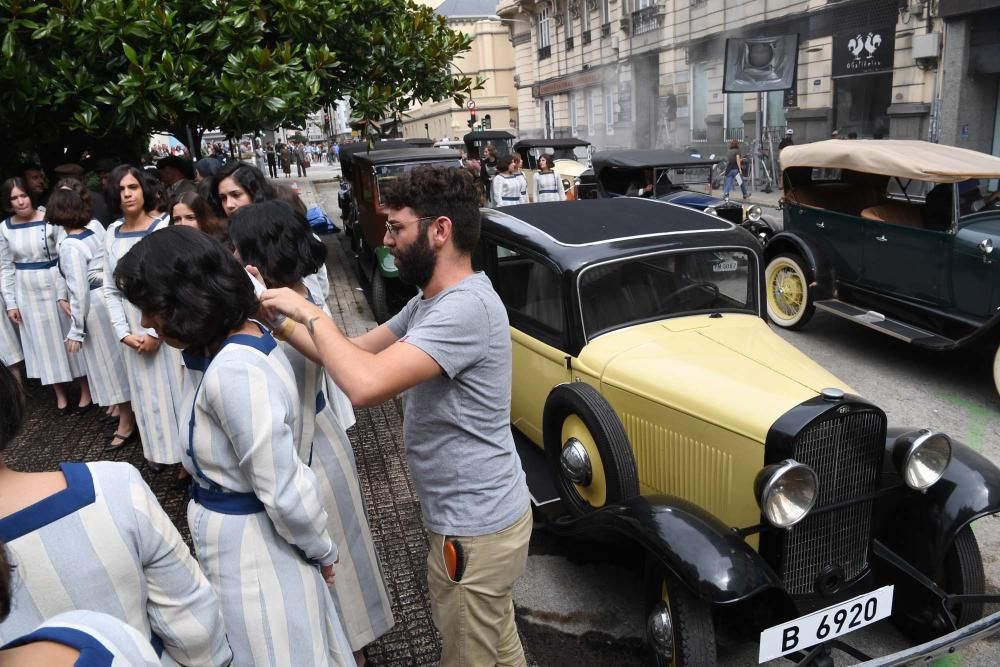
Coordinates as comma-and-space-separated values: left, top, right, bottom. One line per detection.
856, 610, 1000, 666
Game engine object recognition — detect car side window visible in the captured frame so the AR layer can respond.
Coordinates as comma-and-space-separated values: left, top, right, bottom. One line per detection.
489, 242, 563, 342
358, 172, 374, 206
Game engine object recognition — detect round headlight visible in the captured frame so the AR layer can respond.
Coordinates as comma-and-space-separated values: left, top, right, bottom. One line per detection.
754, 460, 818, 528
704, 206, 717, 217
747, 205, 763, 221
894, 430, 951, 490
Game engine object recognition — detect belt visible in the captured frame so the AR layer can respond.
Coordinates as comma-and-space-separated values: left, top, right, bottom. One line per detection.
89, 280, 102, 291
539, 189, 558, 193
501, 196, 521, 201
189, 482, 264, 515
14, 259, 57, 270
316, 391, 326, 413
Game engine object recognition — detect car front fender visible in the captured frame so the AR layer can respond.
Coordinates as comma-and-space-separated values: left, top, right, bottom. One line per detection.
877, 429, 1000, 576
763, 231, 834, 297
550, 494, 787, 606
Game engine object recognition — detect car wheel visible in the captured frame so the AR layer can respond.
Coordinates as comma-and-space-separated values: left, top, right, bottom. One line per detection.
892, 526, 985, 642
645, 560, 716, 667
765, 253, 814, 330
543, 382, 639, 515
993, 344, 1000, 400
370, 269, 392, 324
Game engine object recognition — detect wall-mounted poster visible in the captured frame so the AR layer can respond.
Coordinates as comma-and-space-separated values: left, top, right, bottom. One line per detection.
723, 35, 799, 93
832, 28, 895, 77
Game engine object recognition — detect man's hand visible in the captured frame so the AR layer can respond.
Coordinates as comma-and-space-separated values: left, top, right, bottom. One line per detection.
6, 308, 21, 325
260, 287, 324, 326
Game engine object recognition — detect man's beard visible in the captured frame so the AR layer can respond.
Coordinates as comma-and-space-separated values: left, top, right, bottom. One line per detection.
393, 230, 437, 288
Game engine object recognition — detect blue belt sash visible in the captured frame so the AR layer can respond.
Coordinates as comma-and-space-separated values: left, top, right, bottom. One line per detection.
539, 189, 558, 193
14, 259, 57, 270
89, 280, 102, 291
189, 483, 264, 515
501, 196, 520, 201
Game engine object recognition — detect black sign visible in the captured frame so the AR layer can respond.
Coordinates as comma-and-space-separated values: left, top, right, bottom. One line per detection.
833, 28, 895, 78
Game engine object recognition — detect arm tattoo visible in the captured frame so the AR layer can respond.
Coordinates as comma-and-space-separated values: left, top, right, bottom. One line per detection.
306, 315, 321, 335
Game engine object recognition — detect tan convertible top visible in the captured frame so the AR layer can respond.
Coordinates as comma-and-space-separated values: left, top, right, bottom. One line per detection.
780, 140, 1000, 183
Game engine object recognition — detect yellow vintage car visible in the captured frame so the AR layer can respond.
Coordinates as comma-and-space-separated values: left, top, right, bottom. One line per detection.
477, 198, 1000, 665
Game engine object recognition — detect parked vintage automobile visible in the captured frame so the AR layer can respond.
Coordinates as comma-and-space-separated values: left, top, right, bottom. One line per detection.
345, 147, 462, 322
580, 149, 775, 244
512, 138, 592, 200
477, 197, 1000, 665
337, 140, 411, 224
463, 129, 516, 159
765, 140, 1000, 398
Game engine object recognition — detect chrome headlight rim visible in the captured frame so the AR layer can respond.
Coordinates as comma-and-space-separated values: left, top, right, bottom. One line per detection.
754, 459, 819, 528
747, 204, 763, 221
894, 429, 952, 490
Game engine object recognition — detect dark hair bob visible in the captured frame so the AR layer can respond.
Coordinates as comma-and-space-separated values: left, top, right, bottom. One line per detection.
0, 177, 34, 215
106, 164, 158, 217
45, 186, 92, 230
114, 225, 258, 350
229, 201, 326, 289
209, 162, 275, 217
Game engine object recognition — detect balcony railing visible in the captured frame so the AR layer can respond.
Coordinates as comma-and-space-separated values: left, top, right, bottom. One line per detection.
538, 45, 552, 60
566, 35, 574, 50
582, 29, 592, 44
632, 6, 663, 35
600, 22, 610, 37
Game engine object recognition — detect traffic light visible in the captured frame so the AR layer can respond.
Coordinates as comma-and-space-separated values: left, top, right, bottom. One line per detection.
467, 111, 477, 129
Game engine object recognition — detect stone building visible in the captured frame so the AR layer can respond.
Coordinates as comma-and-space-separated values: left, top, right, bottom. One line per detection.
401, 0, 519, 141
498, 0, 996, 156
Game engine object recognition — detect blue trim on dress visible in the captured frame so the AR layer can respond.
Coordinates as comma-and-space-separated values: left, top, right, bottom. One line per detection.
189, 483, 265, 515
181, 350, 210, 372
0, 464, 96, 542
114, 217, 163, 238
4, 218, 47, 229
0, 463, 95, 542
76, 229, 95, 240
14, 259, 58, 270
222, 331, 277, 355
1, 626, 114, 666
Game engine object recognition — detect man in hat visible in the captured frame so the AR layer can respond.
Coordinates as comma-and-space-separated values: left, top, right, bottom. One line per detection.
156, 156, 197, 197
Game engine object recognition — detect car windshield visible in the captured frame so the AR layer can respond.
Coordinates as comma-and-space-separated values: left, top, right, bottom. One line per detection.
375, 160, 460, 203
578, 250, 756, 337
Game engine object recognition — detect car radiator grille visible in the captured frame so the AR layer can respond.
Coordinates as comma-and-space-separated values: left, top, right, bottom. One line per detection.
780, 408, 887, 595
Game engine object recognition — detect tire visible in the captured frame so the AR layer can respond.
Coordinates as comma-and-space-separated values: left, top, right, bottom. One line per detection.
993, 343, 1000, 400
764, 253, 814, 330
892, 526, 985, 642
370, 269, 392, 324
644, 561, 716, 667
543, 382, 639, 515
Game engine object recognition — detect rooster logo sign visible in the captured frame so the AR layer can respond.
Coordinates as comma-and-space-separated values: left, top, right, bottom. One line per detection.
848, 32, 883, 60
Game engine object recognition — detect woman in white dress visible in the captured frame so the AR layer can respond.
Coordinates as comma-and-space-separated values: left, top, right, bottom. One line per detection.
531, 154, 566, 203
46, 183, 135, 449
115, 225, 353, 666
230, 201, 395, 662
0, 178, 90, 413
103, 165, 184, 469
511, 153, 530, 203
491, 156, 527, 208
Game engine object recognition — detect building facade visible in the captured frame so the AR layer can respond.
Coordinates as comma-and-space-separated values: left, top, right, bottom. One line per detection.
500, 0, 996, 156
401, 0, 519, 141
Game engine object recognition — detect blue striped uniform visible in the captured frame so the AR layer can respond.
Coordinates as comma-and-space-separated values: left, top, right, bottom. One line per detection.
104, 217, 184, 464
532, 170, 566, 202
0, 462, 231, 666
58, 221, 129, 407
181, 329, 353, 666
3, 610, 163, 666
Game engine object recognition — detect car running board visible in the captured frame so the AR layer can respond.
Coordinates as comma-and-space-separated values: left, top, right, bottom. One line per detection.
513, 430, 566, 520
814, 300, 955, 347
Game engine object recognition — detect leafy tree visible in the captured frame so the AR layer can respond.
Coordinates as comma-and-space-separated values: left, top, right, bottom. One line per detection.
0, 0, 477, 168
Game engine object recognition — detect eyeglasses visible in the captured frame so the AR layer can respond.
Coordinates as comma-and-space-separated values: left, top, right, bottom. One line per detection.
385, 215, 437, 237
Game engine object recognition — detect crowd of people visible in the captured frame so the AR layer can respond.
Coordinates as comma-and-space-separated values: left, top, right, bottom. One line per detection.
0, 158, 531, 666
464, 146, 566, 207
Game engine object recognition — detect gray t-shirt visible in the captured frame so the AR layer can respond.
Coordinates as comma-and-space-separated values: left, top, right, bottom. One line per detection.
387, 272, 530, 536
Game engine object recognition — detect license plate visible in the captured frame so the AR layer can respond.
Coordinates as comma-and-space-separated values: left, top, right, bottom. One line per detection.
713, 260, 738, 272
758, 585, 893, 663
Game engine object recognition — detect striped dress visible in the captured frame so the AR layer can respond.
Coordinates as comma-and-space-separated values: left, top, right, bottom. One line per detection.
279, 290, 393, 651
0, 461, 232, 666
3, 610, 163, 666
492, 174, 527, 207
104, 217, 184, 464
181, 329, 353, 666
532, 171, 566, 202
0, 217, 84, 384
0, 285, 22, 366
58, 221, 129, 407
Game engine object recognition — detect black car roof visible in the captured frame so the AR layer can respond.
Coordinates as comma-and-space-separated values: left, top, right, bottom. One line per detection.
592, 150, 720, 173
353, 148, 461, 165
339, 141, 409, 171
463, 130, 516, 141
481, 199, 752, 271
513, 138, 591, 150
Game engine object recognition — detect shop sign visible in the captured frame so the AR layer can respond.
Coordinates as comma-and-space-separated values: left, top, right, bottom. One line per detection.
532, 69, 606, 97
833, 28, 895, 78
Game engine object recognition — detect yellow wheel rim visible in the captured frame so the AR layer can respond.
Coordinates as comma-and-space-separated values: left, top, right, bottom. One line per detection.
562, 414, 607, 507
993, 345, 1000, 398
766, 258, 807, 324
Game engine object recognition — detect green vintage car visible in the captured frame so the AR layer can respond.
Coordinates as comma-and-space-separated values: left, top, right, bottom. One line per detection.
764, 140, 1000, 397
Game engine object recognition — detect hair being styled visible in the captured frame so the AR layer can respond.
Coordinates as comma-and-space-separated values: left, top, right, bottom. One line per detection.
272, 184, 308, 220
209, 162, 276, 217
380, 165, 481, 254
114, 225, 258, 351
0, 177, 33, 215
106, 164, 158, 217
229, 201, 327, 288
0, 364, 24, 452
45, 187, 92, 229
169, 191, 227, 237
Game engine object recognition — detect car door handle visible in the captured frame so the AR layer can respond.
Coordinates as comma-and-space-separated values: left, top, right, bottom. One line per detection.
875, 234, 887, 243
815, 222, 825, 229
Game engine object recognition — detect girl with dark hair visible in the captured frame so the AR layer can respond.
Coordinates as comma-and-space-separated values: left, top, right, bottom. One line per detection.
210, 161, 276, 218
491, 156, 524, 207
0, 177, 89, 412
115, 225, 353, 666
48, 181, 134, 447
230, 202, 394, 658
531, 154, 566, 202
169, 191, 227, 238
0, 363, 231, 664
103, 165, 184, 466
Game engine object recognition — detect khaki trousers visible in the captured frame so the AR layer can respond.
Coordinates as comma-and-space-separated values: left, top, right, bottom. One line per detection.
426, 509, 532, 667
